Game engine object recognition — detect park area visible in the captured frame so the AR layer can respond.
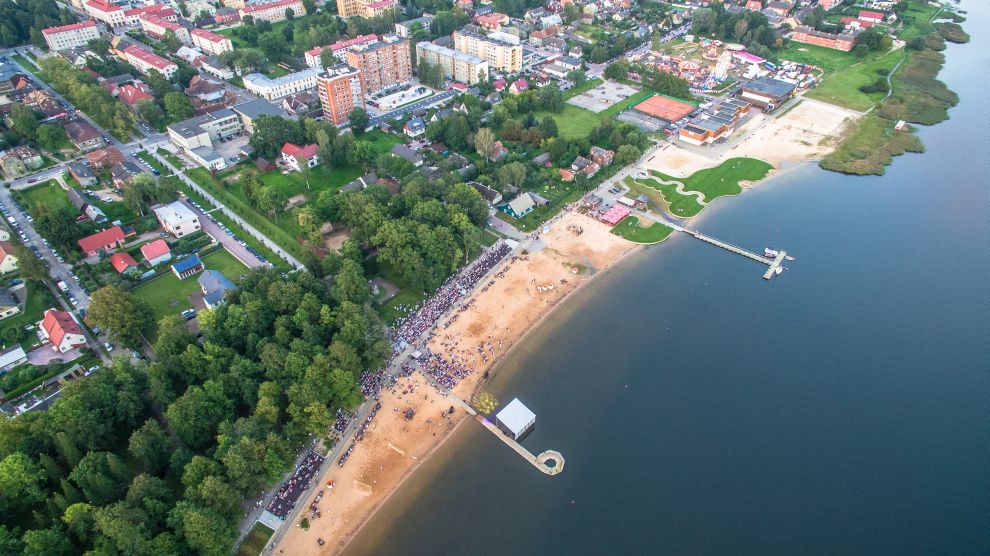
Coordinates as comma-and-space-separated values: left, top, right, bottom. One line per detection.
651, 157, 772, 203
0, 283, 55, 349
611, 216, 675, 244
535, 80, 662, 139
131, 248, 248, 338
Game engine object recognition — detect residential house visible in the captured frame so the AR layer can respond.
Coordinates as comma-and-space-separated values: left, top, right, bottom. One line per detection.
66, 188, 106, 222
404, 117, 426, 137
140, 239, 172, 266
501, 192, 537, 218
0, 242, 18, 274
570, 155, 600, 177
86, 147, 125, 170
116, 82, 154, 111
109, 252, 139, 274
198, 269, 237, 308
0, 147, 43, 178
63, 120, 105, 152
154, 201, 200, 238
509, 78, 529, 95
470, 181, 502, 205
389, 144, 425, 166
110, 161, 143, 189
67, 160, 97, 187
171, 255, 204, 279
77, 226, 126, 257
0, 288, 18, 320
589, 146, 614, 167
40, 309, 86, 353
488, 141, 509, 162
185, 76, 235, 115
281, 91, 320, 117
280, 143, 320, 172
858, 10, 884, 23
0, 345, 27, 373
22, 89, 68, 120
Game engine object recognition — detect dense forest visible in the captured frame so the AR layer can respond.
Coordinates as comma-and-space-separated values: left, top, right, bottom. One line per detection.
0, 267, 389, 554
0, 0, 75, 48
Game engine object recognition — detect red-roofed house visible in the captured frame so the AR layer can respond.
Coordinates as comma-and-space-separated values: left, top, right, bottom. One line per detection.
509, 78, 529, 95
840, 16, 875, 29
109, 252, 138, 274
86, 147, 125, 170
123, 45, 178, 79
0, 241, 18, 274
42, 21, 100, 51
140, 239, 172, 266
858, 10, 883, 23
78, 226, 126, 257
744, 0, 762, 11
124, 4, 177, 25
40, 309, 86, 353
191, 28, 234, 55
139, 14, 190, 45
493, 78, 506, 91
117, 82, 154, 110
476, 13, 508, 30
85, 0, 126, 27
281, 143, 320, 172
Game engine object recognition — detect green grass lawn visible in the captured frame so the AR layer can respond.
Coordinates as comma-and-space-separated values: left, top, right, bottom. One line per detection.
237, 522, 275, 556
537, 89, 674, 139
0, 283, 56, 350
624, 176, 703, 218
611, 216, 675, 244
651, 157, 772, 203
21, 181, 72, 215
132, 249, 248, 339
11, 54, 37, 72
136, 151, 170, 176
358, 129, 404, 156
806, 48, 904, 111
185, 168, 308, 261
563, 78, 604, 100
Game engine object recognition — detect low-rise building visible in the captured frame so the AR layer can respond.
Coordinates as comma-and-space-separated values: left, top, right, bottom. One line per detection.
40, 309, 86, 353
789, 25, 857, 51
395, 15, 433, 38
190, 28, 233, 56
154, 201, 201, 238
739, 76, 797, 108
0, 288, 19, 320
280, 142, 319, 171
0, 147, 43, 178
67, 160, 97, 186
0, 241, 18, 274
140, 238, 172, 266
0, 345, 27, 372
231, 99, 284, 133
171, 255, 204, 279
109, 252, 139, 274
123, 45, 178, 79
124, 4, 177, 25
42, 21, 100, 51
238, 0, 305, 23
139, 14, 191, 45
86, 147, 124, 170
166, 109, 242, 158
403, 117, 426, 137
199, 269, 237, 308
63, 120, 105, 152
389, 143, 424, 166
243, 67, 324, 101
77, 226, 125, 257
85, 0, 126, 27
589, 146, 614, 167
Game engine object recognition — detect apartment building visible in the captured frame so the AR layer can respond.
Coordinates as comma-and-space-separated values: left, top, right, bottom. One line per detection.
42, 21, 100, 51
123, 44, 178, 79
336, 0, 398, 18
139, 14, 191, 45
84, 0, 126, 27
452, 30, 522, 73
304, 34, 378, 68
416, 42, 489, 85
166, 109, 241, 169
395, 15, 434, 38
315, 64, 364, 126
344, 35, 411, 95
191, 28, 233, 55
124, 4, 177, 25
238, 0, 305, 23
243, 67, 323, 100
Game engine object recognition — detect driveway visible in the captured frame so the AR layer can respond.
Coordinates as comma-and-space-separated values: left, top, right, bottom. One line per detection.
27, 346, 81, 366
178, 199, 267, 269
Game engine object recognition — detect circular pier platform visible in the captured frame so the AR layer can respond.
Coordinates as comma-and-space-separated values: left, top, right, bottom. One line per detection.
535, 450, 565, 475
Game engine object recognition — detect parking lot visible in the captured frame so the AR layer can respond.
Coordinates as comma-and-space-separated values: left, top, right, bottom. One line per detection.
178, 198, 268, 269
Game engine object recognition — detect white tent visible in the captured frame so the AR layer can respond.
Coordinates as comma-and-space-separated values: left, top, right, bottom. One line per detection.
495, 398, 536, 440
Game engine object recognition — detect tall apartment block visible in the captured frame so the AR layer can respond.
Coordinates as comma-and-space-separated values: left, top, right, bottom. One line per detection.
344, 35, 411, 95
316, 64, 365, 126
452, 30, 522, 74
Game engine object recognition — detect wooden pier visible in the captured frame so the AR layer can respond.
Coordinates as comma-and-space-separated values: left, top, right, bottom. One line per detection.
685, 230, 788, 280
476, 415, 564, 475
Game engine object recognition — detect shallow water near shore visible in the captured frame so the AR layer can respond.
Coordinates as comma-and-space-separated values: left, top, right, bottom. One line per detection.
344, 3, 990, 553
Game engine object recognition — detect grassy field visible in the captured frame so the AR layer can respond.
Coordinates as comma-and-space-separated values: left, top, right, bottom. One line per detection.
536, 89, 658, 139
611, 216, 675, 244
651, 157, 772, 203
132, 249, 247, 338
806, 48, 904, 112
0, 283, 56, 350
624, 176, 703, 218
820, 114, 924, 175
237, 522, 275, 556
11, 54, 37, 72
21, 181, 72, 215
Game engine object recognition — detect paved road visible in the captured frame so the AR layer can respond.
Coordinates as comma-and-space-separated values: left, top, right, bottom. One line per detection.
151, 151, 304, 270
178, 199, 267, 269
368, 90, 458, 128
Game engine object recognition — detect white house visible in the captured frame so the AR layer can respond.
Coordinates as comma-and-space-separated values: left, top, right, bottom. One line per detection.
154, 201, 201, 238
40, 309, 87, 353
280, 143, 320, 172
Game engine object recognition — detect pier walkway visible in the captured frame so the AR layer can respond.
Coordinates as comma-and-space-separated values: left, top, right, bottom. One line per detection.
475, 414, 564, 475
686, 230, 788, 280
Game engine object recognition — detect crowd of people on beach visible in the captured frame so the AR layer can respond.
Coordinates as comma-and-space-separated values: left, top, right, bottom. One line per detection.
392, 242, 512, 348
267, 451, 325, 518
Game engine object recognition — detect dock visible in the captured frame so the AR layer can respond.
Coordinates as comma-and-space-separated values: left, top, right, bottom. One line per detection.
685, 230, 789, 280
476, 415, 564, 475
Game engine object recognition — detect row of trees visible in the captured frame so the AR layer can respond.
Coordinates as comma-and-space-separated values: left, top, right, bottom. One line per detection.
37, 58, 137, 139
7, 104, 68, 152
0, 262, 390, 554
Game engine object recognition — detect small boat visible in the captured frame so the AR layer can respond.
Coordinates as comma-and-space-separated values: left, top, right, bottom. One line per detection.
775, 266, 783, 275
763, 248, 779, 258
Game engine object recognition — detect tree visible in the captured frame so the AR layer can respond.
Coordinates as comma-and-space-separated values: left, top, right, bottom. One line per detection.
258, 31, 289, 61
285, 7, 295, 20
36, 124, 67, 151
12, 245, 47, 282
852, 43, 869, 57
21, 528, 72, 556
136, 99, 166, 129
303, 0, 316, 13
34, 207, 80, 248
539, 116, 558, 138
590, 45, 609, 64
497, 162, 527, 191
9, 104, 39, 141
563, 2, 580, 23
86, 286, 155, 348
154, 314, 195, 357
166, 382, 233, 450
128, 420, 172, 475
615, 144, 641, 166
249, 115, 303, 159
144, 70, 173, 99
474, 127, 496, 161
567, 69, 587, 86
0, 452, 46, 511
351, 140, 376, 170
159, 29, 182, 51
319, 48, 335, 68
163, 92, 195, 121
349, 107, 369, 131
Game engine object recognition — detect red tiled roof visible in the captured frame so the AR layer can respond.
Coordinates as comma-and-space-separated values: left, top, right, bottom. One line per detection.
86, 0, 122, 13
140, 239, 170, 260
42, 309, 83, 349
125, 5, 176, 17
191, 28, 227, 43
78, 226, 125, 254
123, 45, 176, 70
859, 10, 883, 19
139, 14, 182, 31
240, 0, 301, 14
42, 21, 97, 36
109, 252, 137, 273
118, 83, 153, 106
0, 241, 13, 261
281, 142, 318, 158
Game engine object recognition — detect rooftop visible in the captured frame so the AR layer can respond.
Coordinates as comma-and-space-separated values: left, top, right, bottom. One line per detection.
123, 45, 177, 70
42, 20, 97, 35
416, 41, 486, 65
232, 99, 284, 119
243, 67, 323, 89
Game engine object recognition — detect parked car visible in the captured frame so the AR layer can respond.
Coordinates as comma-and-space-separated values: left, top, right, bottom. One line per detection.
104, 342, 114, 352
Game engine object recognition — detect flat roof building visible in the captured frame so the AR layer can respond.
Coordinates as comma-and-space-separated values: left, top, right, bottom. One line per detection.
243, 67, 324, 100
452, 29, 522, 73
42, 21, 100, 52
316, 64, 365, 126
416, 42, 489, 85
495, 398, 536, 440
345, 35, 411, 95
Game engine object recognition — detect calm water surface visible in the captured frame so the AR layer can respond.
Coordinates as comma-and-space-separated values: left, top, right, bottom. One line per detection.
346, 3, 990, 553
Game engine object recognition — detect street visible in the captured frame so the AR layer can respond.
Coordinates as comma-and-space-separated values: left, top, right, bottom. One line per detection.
178, 198, 267, 269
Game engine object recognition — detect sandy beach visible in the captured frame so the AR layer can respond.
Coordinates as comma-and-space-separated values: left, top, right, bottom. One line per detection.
275, 212, 636, 555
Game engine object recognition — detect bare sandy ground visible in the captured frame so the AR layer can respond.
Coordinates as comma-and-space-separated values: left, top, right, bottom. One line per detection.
643, 98, 859, 177
275, 212, 636, 555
